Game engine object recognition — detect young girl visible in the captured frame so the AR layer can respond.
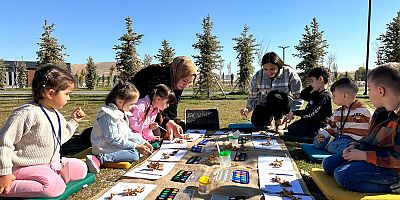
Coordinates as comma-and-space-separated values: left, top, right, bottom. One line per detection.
0, 65, 87, 198
87, 81, 153, 174
128, 84, 175, 142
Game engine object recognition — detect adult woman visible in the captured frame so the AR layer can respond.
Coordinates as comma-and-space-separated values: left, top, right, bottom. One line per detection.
240, 52, 302, 131
130, 56, 197, 139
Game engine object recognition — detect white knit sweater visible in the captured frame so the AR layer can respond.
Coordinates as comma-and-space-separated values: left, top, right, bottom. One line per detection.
0, 103, 78, 175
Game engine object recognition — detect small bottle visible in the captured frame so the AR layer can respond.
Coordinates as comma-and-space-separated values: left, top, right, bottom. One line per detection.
198, 175, 210, 194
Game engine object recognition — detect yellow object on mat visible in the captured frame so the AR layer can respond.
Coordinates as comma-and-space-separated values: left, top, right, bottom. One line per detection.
72, 147, 132, 169
311, 168, 400, 200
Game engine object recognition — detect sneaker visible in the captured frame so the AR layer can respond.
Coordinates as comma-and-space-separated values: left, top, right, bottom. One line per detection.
86, 155, 101, 174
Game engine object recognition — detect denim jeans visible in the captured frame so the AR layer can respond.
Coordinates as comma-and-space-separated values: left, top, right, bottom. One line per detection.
99, 149, 140, 164
326, 136, 355, 154
323, 154, 400, 193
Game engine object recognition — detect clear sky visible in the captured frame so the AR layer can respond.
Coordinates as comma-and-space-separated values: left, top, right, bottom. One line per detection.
1, 0, 399, 73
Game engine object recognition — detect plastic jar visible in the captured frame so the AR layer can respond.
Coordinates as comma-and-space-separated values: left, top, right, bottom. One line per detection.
198, 175, 211, 194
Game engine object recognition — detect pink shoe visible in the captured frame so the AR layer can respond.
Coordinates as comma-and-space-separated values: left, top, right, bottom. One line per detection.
86, 155, 101, 174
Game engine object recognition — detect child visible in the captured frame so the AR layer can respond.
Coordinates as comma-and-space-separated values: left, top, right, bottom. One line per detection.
286, 67, 333, 139
313, 78, 372, 154
0, 65, 87, 198
323, 63, 400, 193
87, 81, 153, 174
128, 84, 175, 143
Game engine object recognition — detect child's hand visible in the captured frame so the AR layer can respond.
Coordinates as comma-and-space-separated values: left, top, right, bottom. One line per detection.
71, 107, 86, 123
149, 122, 158, 130
135, 144, 152, 155
0, 174, 16, 195
286, 112, 294, 123
166, 120, 183, 139
144, 142, 154, 152
315, 134, 326, 143
342, 149, 367, 161
342, 144, 356, 154
153, 136, 161, 141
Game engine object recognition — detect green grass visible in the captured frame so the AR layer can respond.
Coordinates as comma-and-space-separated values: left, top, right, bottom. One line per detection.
0, 93, 373, 200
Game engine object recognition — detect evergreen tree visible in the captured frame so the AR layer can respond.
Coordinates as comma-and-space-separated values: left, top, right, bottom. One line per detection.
233, 25, 259, 92
332, 62, 338, 81
85, 57, 97, 90
36, 20, 67, 68
293, 17, 329, 83
155, 39, 175, 64
113, 17, 144, 81
377, 11, 400, 64
79, 70, 85, 87
192, 15, 223, 97
143, 54, 153, 67
16, 61, 27, 88
0, 59, 7, 89
108, 64, 116, 87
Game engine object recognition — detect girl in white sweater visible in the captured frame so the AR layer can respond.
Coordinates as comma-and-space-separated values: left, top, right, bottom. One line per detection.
0, 65, 87, 198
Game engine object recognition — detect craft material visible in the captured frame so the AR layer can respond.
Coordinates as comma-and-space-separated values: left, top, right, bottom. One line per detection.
218, 150, 232, 167
198, 175, 211, 194
232, 170, 249, 184
155, 188, 179, 200
171, 170, 192, 183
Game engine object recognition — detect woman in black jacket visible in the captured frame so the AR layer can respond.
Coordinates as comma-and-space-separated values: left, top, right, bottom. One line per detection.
130, 56, 197, 140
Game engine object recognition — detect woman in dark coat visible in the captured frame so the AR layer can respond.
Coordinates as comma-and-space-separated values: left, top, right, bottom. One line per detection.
130, 56, 197, 139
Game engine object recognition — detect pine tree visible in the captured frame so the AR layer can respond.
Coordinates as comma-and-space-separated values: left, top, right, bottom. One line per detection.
113, 17, 144, 81
233, 25, 259, 92
85, 57, 97, 90
192, 15, 223, 97
377, 11, 400, 64
108, 64, 116, 87
293, 17, 329, 83
143, 54, 152, 67
155, 39, 175, 64
0, 59, 7, 89
36, 20, 67, 68
16, 61, 27, 88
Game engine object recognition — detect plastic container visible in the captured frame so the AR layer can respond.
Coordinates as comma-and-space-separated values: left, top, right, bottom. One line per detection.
218, 150, 232, 167
198, 175, 211, 194
228, 136, 239, 147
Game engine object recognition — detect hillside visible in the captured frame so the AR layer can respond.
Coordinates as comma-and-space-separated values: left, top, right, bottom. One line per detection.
71, 62, 116, 76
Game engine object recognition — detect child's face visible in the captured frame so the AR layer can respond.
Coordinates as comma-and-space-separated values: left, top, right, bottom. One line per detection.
309, 76, 324, 91
116, 97, 138, 112
332, 89, 346, 106
153, 96, 170, 111
44, 83, 75, 109
368, 80, 383, 108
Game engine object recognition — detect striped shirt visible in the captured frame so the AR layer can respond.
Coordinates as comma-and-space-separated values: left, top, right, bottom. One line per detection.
325, 100, 372, 141
246, 66, 303, 112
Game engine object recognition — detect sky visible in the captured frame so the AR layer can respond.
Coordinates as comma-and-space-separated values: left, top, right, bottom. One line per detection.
1, 0, 400, 74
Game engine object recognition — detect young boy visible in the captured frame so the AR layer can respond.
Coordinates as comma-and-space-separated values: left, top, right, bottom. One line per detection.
313, 78, 372, 154
323, 63, 400, 193
286, 67, 332, 140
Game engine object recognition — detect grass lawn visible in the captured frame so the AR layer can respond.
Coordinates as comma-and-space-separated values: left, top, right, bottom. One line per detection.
0, 93, 373, 200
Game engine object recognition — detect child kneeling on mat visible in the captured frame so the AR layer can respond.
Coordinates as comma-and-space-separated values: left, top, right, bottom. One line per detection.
0, 65, 87, 198
87, 81, 153, 174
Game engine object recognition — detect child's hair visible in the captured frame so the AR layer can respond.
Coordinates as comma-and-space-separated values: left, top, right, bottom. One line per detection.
105, 81, 139, 105
143, 84, 175, 120
308, 67, 330, 84
31, 64, 75, 103
368, 62, 400, 95
330, 77, 358, 97
150, 84, 175, 104
261, 52, 287, 69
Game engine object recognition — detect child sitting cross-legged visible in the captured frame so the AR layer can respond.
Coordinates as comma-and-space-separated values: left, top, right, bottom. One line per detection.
323, 63, 400, 193
314, 77, 372, 154
86, 81, 153, 174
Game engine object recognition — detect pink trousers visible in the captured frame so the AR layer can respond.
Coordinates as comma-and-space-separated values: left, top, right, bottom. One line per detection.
5, 157, 87, 198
